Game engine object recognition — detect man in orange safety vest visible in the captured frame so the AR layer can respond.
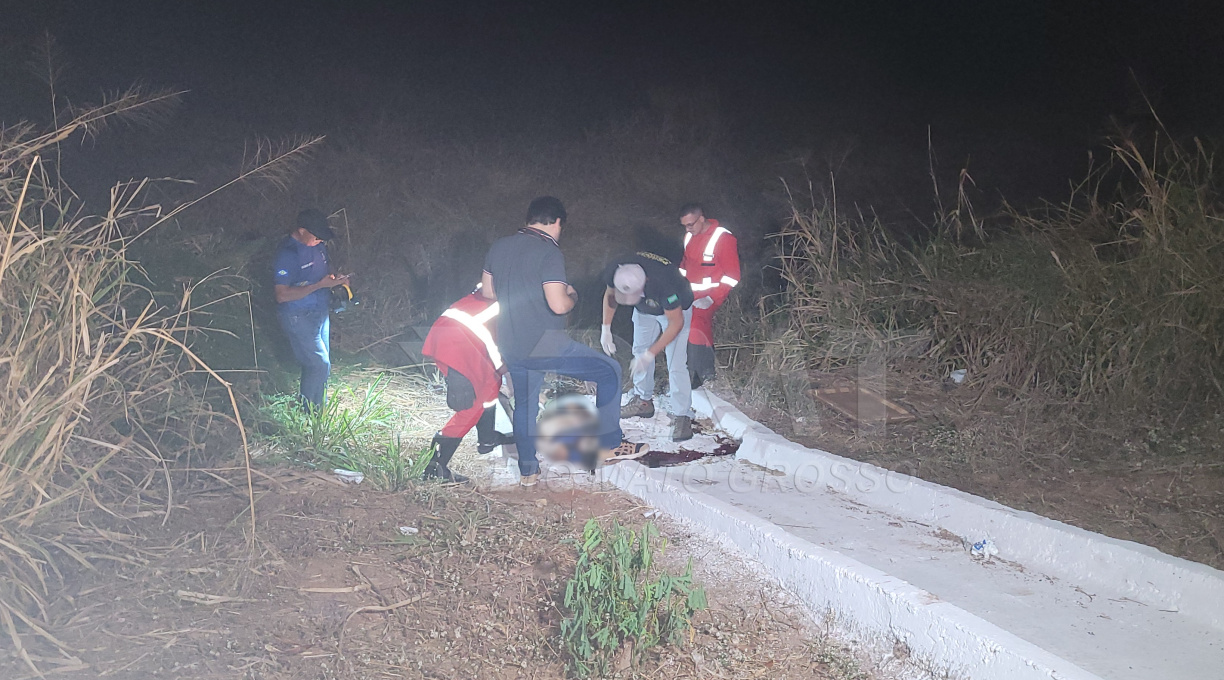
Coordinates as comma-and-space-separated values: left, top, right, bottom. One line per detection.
420, 286, 514, 482
679, 203, 740, 387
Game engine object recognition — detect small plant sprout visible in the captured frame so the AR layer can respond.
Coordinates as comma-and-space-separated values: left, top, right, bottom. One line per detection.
561, 519, 707, 678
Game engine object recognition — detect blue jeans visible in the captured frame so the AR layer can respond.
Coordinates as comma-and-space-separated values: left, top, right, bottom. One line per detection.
507, 340, 623, 476
278, 307, 331, 409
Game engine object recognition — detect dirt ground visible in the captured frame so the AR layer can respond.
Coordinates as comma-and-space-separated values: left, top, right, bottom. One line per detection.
726, 367, 1224, 570
1, 469, 879, 680
16, 356, 1216, 680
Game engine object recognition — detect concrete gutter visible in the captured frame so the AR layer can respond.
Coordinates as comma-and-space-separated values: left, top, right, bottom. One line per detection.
600, 462, 1100, 680
697, 390, 1224, 629
596, 389, 1224, 679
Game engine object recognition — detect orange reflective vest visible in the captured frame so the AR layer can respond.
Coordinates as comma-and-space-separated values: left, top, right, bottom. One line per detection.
680, 219, 741, 307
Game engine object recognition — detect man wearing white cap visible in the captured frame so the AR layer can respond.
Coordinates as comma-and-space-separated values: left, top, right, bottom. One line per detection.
599, 252, 696, 441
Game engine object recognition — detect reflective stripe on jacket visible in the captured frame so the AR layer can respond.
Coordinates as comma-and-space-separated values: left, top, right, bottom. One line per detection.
680, 219, 741, 306
422, 292, 503, 404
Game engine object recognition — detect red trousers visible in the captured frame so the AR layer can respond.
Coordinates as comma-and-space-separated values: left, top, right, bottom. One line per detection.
440, 402, 485, 439
689, 305, 717, 347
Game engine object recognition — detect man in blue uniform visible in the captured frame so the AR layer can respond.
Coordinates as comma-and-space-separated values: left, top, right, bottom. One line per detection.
272, 209, 349, 409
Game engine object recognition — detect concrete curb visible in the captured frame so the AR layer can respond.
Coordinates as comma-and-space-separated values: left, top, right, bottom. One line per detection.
599, 462, 1101, 680
692, 390, 1224, 629
596, 389, 1224, 678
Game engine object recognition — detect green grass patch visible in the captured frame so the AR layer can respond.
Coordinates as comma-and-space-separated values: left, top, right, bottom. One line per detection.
256, 374, 432, 490
561, 519, 707, 678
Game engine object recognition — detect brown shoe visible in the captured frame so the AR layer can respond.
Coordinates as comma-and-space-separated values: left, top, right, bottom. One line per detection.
601, 440, 649, 464
620, 396, 655, 419
520, 473, 539, 487
671, 415, 693, 442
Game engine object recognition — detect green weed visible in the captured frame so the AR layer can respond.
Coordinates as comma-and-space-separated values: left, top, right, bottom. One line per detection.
260, 375, 394, 456
258, 374, 431, 490
561, 519, 707, 678
371, 435, 434, 492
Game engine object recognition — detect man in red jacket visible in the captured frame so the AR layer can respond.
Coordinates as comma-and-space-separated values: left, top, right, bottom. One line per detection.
679, 203, 740, 387
420, 287, 514, 482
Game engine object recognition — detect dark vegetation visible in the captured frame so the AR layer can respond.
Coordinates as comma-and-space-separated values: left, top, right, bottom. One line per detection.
0, 88, 266, 672
729, 124, 1224, 566
772, 129, 1224, 404
2, 29, 1223, 676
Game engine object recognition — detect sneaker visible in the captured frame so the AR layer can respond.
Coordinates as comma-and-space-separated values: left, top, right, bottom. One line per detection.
601, 440, 649, 463
620, 396, 655, 419
671, 415, 693, 442
520, 473, 539, 487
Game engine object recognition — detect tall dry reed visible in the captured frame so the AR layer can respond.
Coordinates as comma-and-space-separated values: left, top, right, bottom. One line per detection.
776, 132, 1224, 408
0, 89, 318, 673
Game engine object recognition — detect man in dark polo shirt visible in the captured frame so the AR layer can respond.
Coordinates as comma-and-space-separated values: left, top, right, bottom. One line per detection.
272, 209, 350, 409
482, 196, 645, 486
599, 252, 695, 441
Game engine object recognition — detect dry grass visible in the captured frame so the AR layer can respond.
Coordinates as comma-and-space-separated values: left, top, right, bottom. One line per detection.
1015, 134, 1224, 401
772, 129, 1224, 409
0, 89, 320, 674
0, 465, 882, 680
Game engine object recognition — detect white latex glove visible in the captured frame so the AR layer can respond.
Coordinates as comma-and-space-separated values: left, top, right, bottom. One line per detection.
600, 324, 616, 356
630, 351, 656, 381
692, 296, 714, 309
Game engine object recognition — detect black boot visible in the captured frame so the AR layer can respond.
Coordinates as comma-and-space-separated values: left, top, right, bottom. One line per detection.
689, 369, 704, 390
475, 406, 514, 454
688, 342, 716, 389
425, 434, 469, 483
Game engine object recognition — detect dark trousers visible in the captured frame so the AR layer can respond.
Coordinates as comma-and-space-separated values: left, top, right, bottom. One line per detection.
278, 307, 331, 408
507, 339, 623, 476
440, 371, 488, 440
688, 343, 717, 387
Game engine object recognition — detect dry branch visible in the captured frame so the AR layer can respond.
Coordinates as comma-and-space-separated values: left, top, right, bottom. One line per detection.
0, 84, 315, 673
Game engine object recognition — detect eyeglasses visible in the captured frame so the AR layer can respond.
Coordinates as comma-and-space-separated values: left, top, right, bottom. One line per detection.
681, 217, 702, 229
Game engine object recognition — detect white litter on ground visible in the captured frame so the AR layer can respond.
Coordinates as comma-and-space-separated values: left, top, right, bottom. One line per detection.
332, 468, 364, 484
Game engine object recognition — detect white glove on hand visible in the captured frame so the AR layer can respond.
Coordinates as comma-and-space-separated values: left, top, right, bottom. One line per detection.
693, 296, 714, 309
600, 324, 615, 356
630, 351, 656, 381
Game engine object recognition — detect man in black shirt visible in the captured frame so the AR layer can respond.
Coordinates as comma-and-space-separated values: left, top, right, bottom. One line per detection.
482, 197, 646, 486
599, 252, 695, 441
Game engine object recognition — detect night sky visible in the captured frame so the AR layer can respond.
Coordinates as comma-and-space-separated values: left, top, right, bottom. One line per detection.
5, 0, 1224, 206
